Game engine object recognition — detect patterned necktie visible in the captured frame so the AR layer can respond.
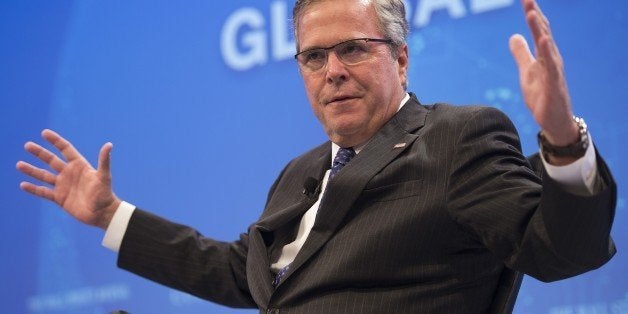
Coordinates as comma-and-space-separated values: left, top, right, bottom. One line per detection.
272, 264, 290, 288
272, 147, 356, 288
329, 147, 356, 179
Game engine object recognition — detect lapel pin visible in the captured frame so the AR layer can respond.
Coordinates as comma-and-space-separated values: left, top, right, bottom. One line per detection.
393, 143, 406, 149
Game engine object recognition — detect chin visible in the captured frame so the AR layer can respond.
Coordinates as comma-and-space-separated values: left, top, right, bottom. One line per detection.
329, 126, 368, 145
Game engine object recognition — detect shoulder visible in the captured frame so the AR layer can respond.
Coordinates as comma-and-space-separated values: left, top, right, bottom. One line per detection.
426, 103, 510, 120
417, 103, 515, 132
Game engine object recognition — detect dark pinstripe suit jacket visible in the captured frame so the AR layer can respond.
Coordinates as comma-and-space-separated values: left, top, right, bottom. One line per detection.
118, 95, 616, 313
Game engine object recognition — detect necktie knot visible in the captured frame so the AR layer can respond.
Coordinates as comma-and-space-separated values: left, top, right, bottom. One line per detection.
330, 147, 356, 179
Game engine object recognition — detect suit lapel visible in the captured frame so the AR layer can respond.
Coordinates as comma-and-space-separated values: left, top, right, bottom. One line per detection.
247, 145, 331, 305
277, 96, 428, 287
256, 146, 330, 231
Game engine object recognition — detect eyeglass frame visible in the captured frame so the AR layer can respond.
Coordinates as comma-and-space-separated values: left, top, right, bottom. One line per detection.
294, 37, 395, 72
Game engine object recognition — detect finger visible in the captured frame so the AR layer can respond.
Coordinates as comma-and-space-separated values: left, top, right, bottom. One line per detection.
19, 181, 56, 202
524, 1, 553, 46
42, 129, 83, 162
509, 34, 534, 69
538, 36, 562, 77
16, 161, 57, 185
540, 24, 561, 63
526, 11, 546, 53
529, 0, 551, 27
98, 142, 113, 177
24, 141, 66, 173
531, 1, 554, 46
522, 0, 562, 65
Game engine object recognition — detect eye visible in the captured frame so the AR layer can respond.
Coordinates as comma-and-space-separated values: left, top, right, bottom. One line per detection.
302, 49, 325, 63
340, 41, 367, 56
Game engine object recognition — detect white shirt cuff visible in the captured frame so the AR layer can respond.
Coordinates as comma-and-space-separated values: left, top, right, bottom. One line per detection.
102, 201, 136, 252
540, 133, 598, 194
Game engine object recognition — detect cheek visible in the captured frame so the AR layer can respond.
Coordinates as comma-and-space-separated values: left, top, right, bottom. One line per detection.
302, 76, 327, 118
307, 97, 330, 132
309, 102, 325, 123
302, 75, 322, 100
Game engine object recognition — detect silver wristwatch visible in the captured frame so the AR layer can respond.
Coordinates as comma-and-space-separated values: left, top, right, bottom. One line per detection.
537, 116, 589, 158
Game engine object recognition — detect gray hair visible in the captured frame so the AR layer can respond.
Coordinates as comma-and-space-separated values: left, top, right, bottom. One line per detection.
292, 0, 409, 53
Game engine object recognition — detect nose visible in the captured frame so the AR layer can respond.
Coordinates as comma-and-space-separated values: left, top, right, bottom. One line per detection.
325, 51, 349, 85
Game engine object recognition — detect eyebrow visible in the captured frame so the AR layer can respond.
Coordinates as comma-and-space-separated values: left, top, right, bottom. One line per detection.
298, 38, 356, 53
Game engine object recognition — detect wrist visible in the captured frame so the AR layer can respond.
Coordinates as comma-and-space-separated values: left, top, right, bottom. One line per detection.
97, 197, 122, 230
538, 116, 589, 163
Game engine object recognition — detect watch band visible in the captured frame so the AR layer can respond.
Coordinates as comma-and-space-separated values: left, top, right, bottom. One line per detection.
537, 116, 589, 158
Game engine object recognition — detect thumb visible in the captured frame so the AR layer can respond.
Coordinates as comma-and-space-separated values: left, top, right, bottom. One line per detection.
509, 34, 534, 70
98, 142, 113, 176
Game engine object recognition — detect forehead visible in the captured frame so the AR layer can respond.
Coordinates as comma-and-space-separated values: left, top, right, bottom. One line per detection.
297, 0, 382, 49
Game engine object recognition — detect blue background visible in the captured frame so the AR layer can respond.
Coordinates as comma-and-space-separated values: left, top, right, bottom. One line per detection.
1, 0, 626, 313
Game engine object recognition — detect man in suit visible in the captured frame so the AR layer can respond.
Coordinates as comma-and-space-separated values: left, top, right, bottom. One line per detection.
17, 0, 616, 312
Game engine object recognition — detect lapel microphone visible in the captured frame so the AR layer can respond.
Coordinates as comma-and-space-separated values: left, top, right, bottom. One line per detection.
302, 177, 320, 198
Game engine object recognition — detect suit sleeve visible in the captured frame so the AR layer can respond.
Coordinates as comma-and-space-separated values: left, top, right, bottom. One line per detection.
117, 209, 257, 308
445, 107, 616, 282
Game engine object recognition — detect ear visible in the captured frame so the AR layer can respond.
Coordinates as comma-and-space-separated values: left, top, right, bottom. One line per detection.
396, 44, 409, 89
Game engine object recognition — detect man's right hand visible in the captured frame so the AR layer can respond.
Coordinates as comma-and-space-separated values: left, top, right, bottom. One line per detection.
16, 129, 121, 230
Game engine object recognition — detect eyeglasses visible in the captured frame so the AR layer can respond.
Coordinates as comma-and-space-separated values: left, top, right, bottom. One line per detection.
294, 38, 394, 72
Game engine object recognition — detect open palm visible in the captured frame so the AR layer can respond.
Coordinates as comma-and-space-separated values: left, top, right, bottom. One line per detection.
16, 129, 120, 229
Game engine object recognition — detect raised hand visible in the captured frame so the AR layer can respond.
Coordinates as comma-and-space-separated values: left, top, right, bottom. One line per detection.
16, 129, 121, 229
509, 0, 579, 148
